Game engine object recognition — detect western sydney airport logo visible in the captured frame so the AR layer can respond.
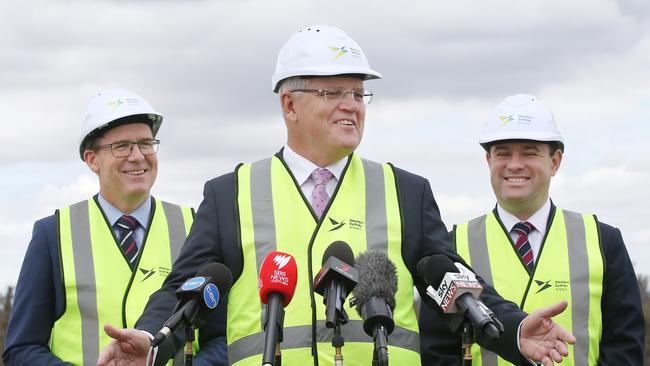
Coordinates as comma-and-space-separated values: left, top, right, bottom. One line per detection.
106, 97, 141, 111
499, 114, 534, 127
328, 217, 346, 231
139, 266, 171, 282
326, 216, 364, 232
534, 279, 569, 294
329, 46, 349, 60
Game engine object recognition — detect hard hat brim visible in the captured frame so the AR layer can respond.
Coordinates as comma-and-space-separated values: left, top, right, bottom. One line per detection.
272, 67, 382, 93
78, 113, 162, 160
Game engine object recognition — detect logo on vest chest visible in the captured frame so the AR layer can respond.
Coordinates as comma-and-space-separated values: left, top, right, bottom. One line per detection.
138, 266, 171, 281
326, 216, 364, 232
534, 279, 569, 294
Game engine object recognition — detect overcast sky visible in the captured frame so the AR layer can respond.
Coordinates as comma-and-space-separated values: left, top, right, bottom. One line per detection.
1, 0, 649, 289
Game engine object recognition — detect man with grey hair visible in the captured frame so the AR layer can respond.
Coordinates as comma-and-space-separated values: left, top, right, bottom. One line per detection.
99, 27, 575, 366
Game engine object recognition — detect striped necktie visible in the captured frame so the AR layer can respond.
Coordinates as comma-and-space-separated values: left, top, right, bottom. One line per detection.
512, 221, 535, 272
115, 215, 140, 269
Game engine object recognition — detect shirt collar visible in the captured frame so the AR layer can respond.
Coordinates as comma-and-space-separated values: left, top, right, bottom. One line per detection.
496, 198, 551, 235
97, 193, 152, 229
282, 145, 347, 185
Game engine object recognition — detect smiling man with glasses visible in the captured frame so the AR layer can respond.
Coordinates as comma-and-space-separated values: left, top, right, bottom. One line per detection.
100, 26, 575, 366
3, 89, 223, 365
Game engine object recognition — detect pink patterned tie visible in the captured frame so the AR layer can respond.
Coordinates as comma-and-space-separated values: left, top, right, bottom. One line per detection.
310, 168, 333, 218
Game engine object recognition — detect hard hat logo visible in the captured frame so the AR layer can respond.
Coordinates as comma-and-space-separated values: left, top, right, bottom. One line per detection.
329, 46, 349, 60
499, 115, 514, 127
499, 114, 533, 128
106, 98, 141, 111
107, 99, 125, 110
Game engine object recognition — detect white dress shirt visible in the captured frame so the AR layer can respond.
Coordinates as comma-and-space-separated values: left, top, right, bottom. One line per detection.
498, 199, 553, 365
281, 145, 347, 200
497, 198, 551, 262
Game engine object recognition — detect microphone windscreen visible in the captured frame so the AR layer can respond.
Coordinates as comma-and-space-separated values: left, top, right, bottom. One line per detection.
196, 262, 234, 292
416, 254, 459, 288
258, 251, 298, 307
193, 263, 233, 323
353, 251, 398, 310
322, 240, 354, 266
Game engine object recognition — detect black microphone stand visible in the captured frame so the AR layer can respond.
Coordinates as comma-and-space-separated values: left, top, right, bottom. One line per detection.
262, 297, 285, 366
332, 314, 346, 366
274, 306, 285, 366
325, 278, 349, 366
371, 325, 389, 366
184, 323, 195, 366
461, 321, 474, 366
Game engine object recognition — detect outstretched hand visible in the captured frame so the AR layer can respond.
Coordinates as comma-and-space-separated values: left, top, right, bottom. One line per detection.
96, 324, 150, 366
519, 301, 576, 365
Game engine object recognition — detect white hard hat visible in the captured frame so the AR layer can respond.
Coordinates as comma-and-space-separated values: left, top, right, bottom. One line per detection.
78, 88, 162, 160
271, 25, 382, 92
479, 93, 564, 150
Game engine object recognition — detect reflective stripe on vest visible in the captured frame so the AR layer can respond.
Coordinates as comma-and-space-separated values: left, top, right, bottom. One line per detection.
51, 198, 193, 365
229, 154, 420, 365
454, 209, 603, 366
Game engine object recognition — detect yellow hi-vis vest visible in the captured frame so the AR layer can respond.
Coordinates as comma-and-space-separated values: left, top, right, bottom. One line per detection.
454, 209, 604, 366
51, 197, 194, 366
227, 154, 421, 365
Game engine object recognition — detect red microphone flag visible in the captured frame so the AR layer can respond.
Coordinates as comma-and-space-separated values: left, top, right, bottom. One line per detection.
258, 251, 298, 307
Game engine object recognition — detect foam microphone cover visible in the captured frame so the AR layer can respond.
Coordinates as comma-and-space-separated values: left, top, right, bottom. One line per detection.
416, 254, 459, 289
322, 240, 355, 266
258, 251, 298, 307
353, 250, 398, 312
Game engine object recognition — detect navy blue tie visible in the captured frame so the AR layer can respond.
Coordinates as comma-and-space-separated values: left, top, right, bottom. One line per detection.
115, 215, 139, 268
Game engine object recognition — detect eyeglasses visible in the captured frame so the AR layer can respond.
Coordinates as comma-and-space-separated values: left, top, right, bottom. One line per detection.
290, 89, 374, 105
93, 139, 160, 157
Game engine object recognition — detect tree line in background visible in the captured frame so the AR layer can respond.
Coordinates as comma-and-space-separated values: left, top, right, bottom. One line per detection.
0, 280, 648, 365
0, 286, 13, 366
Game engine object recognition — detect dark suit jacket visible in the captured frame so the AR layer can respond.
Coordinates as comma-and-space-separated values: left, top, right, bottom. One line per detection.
137, 153, 530, 364
419, 204, 645, 365
2, 197, 222, 366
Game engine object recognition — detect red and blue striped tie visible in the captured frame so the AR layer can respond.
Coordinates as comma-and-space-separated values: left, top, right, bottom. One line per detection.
115, 215, 140, 269
512, 221, 535, 272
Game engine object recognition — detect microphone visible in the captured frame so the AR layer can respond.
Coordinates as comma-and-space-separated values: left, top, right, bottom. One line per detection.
151, 263, 233, 347
416, 254, 503, 340
258, 251, 298, 366
350, 251, 397, 366
313, 241, 359, 328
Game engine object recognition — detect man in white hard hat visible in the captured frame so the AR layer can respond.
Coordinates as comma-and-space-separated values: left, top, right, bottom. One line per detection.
3, 89, 223, 365
98, 27, 575, 366
421, 94, 644, 365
